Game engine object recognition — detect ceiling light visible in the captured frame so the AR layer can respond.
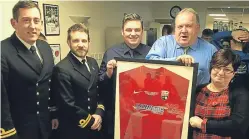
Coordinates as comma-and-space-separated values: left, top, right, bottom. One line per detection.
228, 7, 230, 8
209, 14, 226, 17
214, 18, 229, 20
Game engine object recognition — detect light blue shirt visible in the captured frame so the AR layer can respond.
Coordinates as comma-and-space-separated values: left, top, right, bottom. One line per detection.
146, 35, 217, 85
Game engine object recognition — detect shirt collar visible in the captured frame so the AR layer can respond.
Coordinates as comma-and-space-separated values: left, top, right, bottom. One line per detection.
71, 52, 87, 64
122, 42, 144, 55
16, 33, 36, 50
176, 38, 198, 51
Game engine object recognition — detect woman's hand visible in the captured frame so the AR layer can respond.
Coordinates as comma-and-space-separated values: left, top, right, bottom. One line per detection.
189, 116, 203, 129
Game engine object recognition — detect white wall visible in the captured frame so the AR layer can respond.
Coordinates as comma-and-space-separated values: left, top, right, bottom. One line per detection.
1, 1, 249, 62
0, 1, 153, 63
151, 1, 249, 35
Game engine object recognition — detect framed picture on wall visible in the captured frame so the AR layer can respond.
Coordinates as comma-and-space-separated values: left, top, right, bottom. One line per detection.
114, 58, 198, 139
50, 44, 61, 65
43, 4, 60, 36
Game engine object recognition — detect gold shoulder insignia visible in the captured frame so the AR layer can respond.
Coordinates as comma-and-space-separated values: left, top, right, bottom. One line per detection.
97, 104, 105, 111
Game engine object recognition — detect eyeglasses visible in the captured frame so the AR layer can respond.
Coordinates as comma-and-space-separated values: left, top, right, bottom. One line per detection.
213, 67, 234, 74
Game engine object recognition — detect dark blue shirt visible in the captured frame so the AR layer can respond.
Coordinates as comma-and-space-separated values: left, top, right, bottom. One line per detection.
98, 42, 151, 136
99, 42, 151, 109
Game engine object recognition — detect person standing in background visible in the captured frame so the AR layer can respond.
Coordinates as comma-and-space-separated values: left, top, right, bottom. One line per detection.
201, 28, 214, 42
162, 24, 173, 36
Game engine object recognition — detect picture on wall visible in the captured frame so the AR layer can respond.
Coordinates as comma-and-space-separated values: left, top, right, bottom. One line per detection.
43, 4, 60, 36
50, 44, 61, 65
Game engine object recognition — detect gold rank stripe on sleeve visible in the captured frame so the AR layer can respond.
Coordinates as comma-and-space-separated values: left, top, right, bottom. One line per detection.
78, 114, 92, 128
97, 104, 105, 111
0, 128, 17, 138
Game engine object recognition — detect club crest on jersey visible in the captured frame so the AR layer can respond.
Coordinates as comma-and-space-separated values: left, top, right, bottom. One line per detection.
161, 90, 169, 101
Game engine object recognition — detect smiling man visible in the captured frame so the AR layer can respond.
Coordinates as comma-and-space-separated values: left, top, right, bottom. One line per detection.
1, 1, 58, 139
146, 8, 217, 85
51, 23, 105, 139
98, 13, 151, 139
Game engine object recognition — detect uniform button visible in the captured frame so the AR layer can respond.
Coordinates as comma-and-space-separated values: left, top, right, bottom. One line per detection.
37, 92, 39, 95
88, 98, 90, 101
48, 97, 50, 100
37, 102, 39, 105
97, 86, 98, 88
88, 106, 91, 110
37, 111, 39, 114
87, 90, 90, 93
36, 83, 39, 86
48, 88, 51, 91
49, 79, 51, 82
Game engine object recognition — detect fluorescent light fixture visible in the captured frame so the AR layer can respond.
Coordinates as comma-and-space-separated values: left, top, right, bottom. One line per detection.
214, 18, 229, 20
209, 14, 226, 17
228, 7, 230, 8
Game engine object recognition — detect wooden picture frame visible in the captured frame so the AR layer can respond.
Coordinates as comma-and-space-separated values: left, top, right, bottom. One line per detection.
114, 58, 198, 139
43, 4, 60, 36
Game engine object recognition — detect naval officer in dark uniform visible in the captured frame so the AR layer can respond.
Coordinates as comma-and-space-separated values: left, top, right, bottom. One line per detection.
51, 23, 105, 139
1, 1, 58, 139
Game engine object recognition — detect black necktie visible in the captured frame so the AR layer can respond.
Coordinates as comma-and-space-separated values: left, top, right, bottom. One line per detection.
82, 59, 91, 74
129, 49, 134, 58
30, 46, 42, 66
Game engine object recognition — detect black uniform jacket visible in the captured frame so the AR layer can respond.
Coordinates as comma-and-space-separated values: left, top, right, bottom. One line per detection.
51, 52, 104, 139
1, 76, 18, 139
1, 33, 56, 139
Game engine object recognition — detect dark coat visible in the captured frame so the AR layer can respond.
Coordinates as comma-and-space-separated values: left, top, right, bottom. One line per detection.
1, 76, 18, 139
1, 33, 55, 139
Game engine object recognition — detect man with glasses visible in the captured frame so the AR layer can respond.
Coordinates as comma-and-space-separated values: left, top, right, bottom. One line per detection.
1, 1, 58, 139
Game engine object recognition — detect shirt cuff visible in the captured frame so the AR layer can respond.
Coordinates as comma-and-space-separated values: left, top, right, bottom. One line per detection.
201, 118, 208, 133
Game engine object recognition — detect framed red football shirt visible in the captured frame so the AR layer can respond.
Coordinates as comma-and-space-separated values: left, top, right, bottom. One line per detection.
115, 58, 198, 139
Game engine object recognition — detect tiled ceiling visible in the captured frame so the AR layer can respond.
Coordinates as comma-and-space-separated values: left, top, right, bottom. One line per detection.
206, 7, 249, 24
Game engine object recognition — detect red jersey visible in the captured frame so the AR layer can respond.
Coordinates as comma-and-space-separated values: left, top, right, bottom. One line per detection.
118, 66, 189, 139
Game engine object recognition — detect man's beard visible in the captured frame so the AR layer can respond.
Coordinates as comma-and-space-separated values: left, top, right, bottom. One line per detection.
73, 49, 88, 58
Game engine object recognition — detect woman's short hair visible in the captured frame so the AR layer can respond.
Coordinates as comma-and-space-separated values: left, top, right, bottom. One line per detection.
210, 48, 241, 72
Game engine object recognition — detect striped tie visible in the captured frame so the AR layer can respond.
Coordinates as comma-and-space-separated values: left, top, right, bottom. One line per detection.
184, 46, 190, 54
